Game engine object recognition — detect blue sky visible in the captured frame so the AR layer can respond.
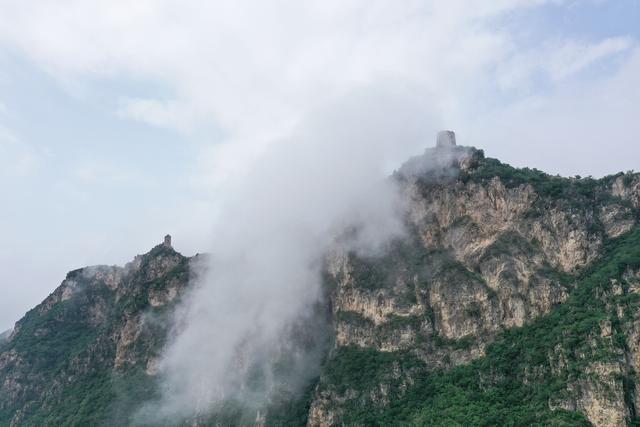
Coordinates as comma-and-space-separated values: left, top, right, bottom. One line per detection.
0, 0, 639, 330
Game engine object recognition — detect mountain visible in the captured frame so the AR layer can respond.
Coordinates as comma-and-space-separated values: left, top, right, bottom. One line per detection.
0, 331, 10, 346
0, 243, 198, 426
2, 136, 640, 426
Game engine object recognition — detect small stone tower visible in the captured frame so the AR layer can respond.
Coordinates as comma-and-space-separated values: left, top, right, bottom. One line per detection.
436, 130, 456, 148
164, 234, 172, 248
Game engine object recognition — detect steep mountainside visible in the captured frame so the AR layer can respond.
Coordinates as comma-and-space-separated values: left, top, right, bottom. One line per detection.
0, 243, 199, 425
2, 137, 640, 426
307, 143, 640, 427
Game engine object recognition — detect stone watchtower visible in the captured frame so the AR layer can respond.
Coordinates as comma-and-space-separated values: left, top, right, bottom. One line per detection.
164, 234, 172, 248
436, 130, 456, 148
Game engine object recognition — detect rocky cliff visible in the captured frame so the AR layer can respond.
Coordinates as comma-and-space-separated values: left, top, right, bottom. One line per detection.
309, 143, 640, 427
2, 137, 640, 426
0, 243, 201, 425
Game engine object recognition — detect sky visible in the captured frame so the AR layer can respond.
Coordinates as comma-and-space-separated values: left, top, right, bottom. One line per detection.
0, 0, 639, 331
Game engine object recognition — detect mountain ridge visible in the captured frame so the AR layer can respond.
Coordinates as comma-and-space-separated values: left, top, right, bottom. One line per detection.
2, 141, 640, 426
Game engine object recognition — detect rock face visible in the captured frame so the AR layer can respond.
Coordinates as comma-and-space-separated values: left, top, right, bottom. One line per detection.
308, 145, 640, 427
2, 140, 640, 427
323, 146, 630, 358
0, 243, 197, 426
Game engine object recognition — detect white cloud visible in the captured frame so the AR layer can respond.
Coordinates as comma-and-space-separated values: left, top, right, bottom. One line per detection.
0, 0, 561, 186
117, 97, 195, 131
496, 36, 634, 91
546, 36, 632, 81
71, 159, 145, 184
0, 124, 40, 178
466, 47, 640, 177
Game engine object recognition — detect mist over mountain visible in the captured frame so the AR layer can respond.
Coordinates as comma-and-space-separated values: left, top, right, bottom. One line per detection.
2, 134, 640, 426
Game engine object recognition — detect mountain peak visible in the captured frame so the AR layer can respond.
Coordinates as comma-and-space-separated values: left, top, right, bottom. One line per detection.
395, 130, 477, 179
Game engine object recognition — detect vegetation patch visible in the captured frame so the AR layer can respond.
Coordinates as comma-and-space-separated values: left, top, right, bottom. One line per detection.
312, 227, 640, 426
